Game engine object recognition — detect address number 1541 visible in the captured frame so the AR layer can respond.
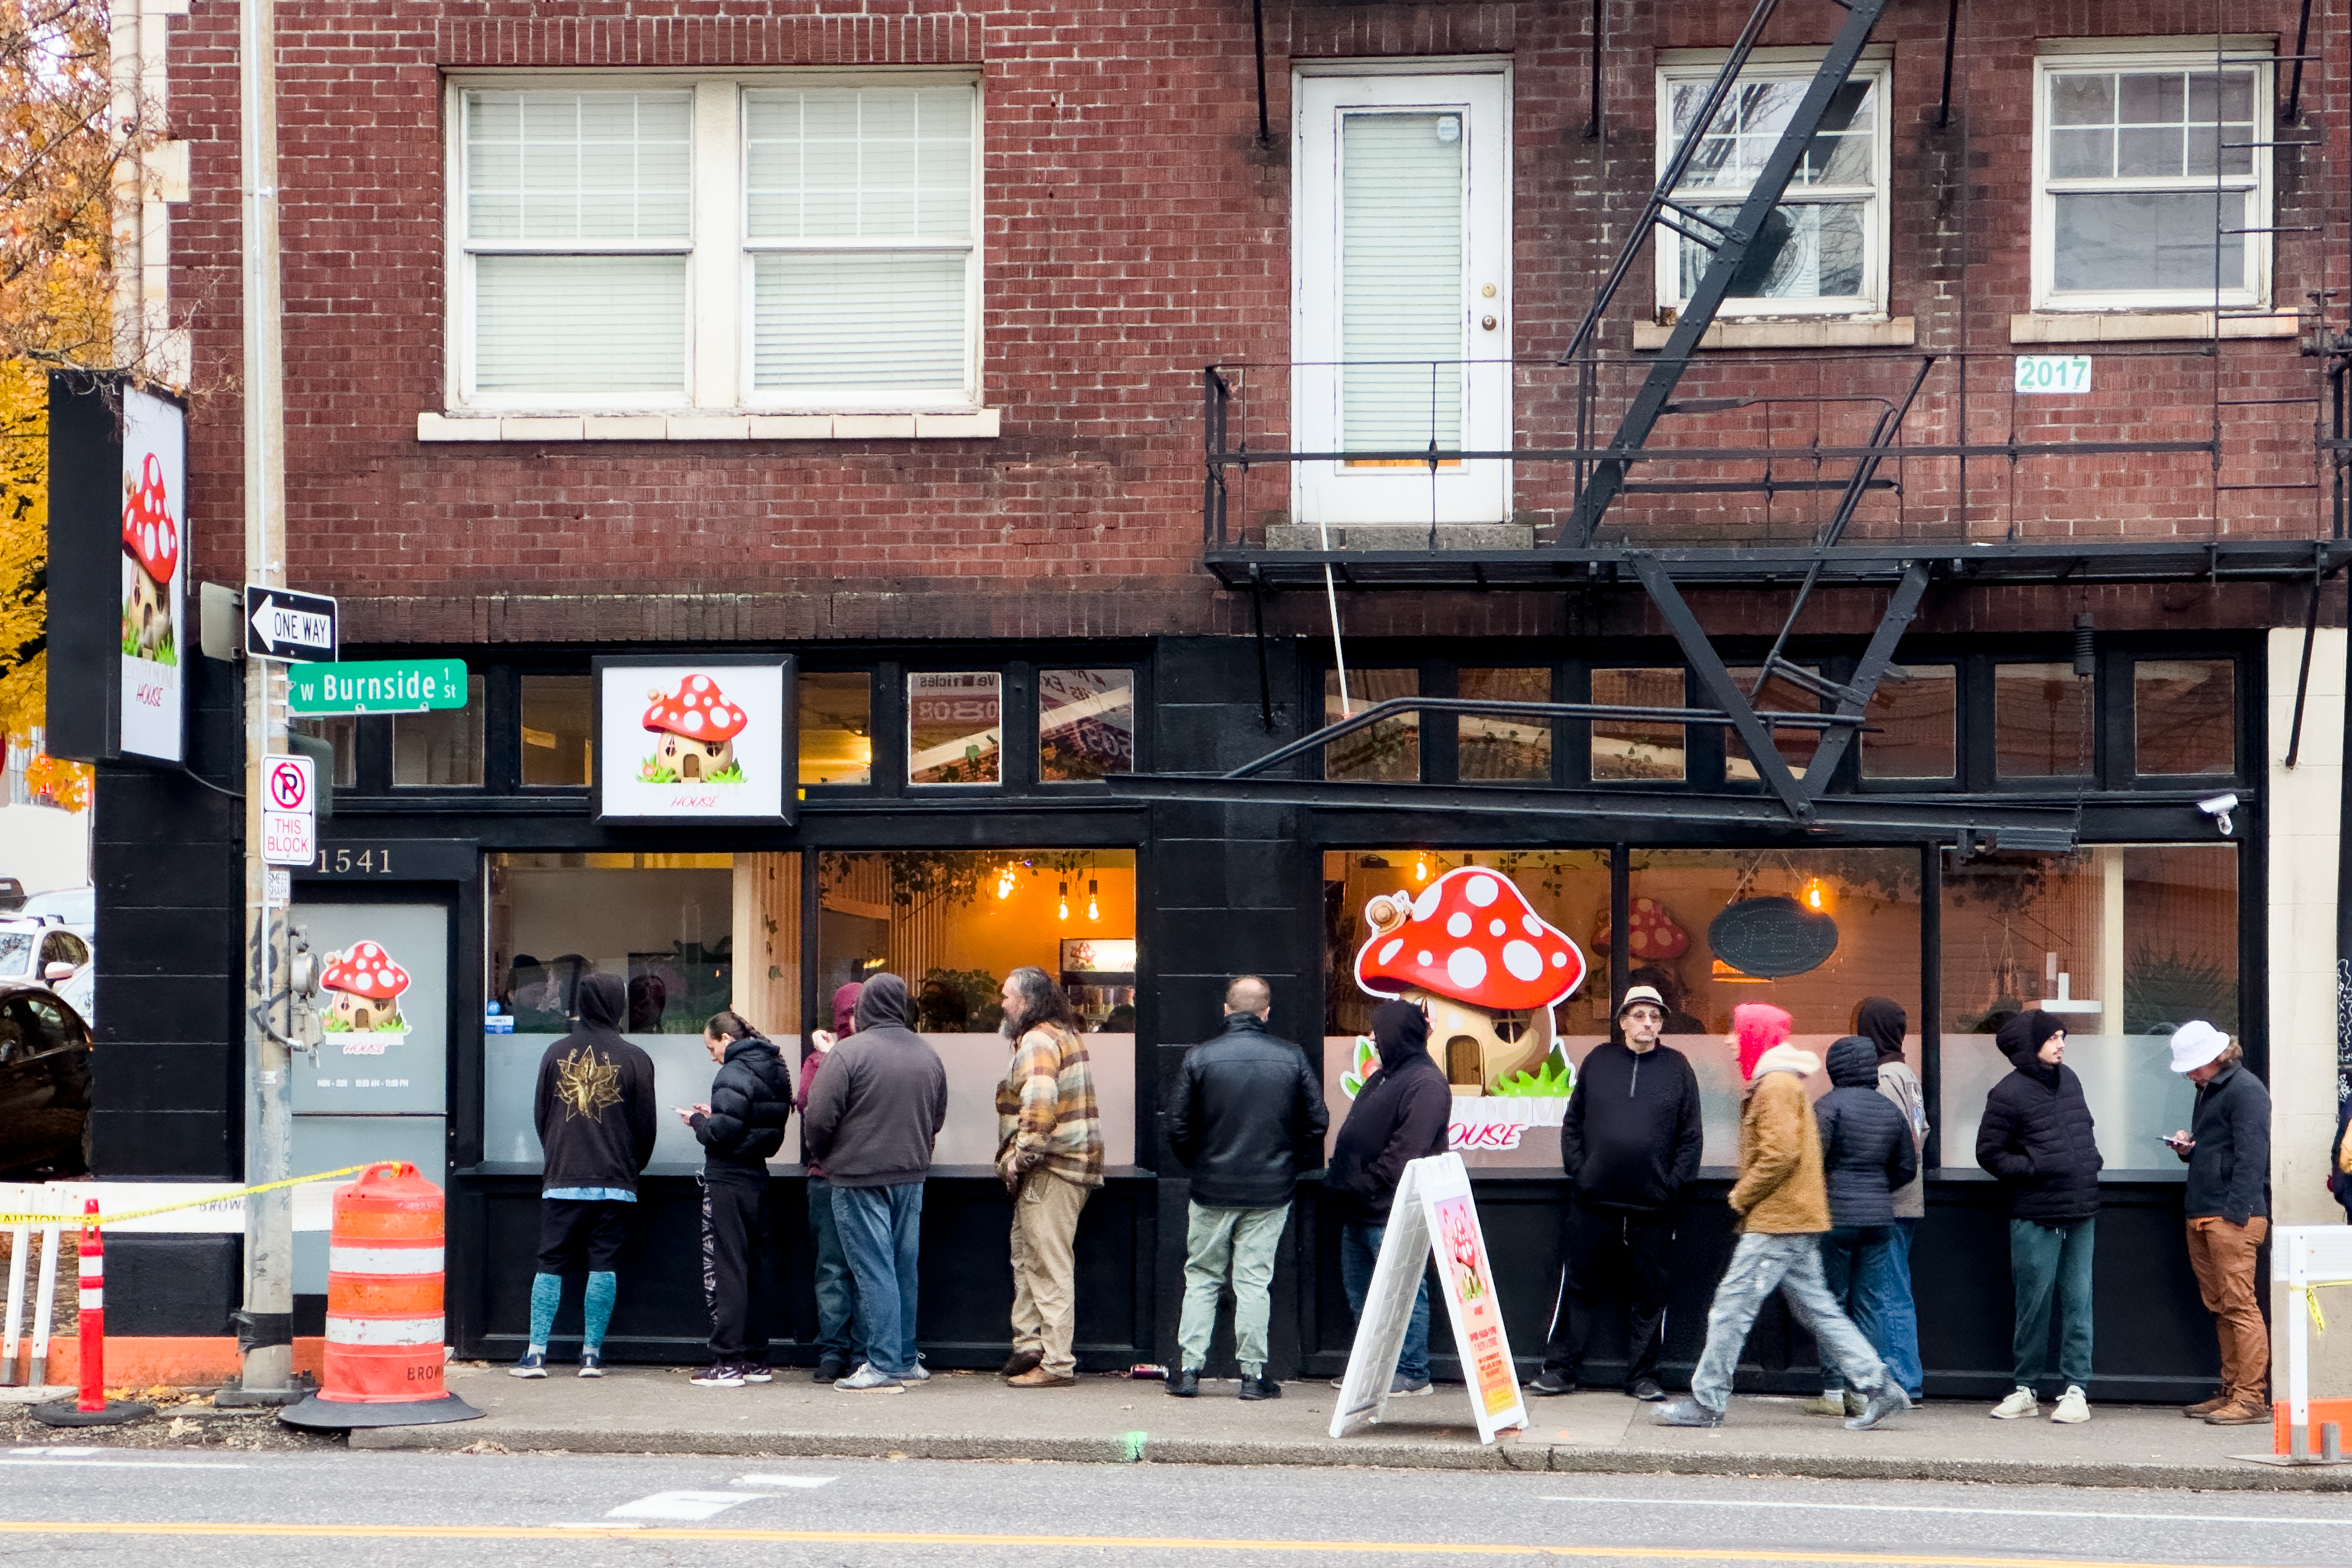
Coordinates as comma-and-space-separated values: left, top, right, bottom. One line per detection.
2015, 355, 2092, 395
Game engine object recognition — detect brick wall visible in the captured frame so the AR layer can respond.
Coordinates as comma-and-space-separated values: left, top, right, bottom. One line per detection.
165, 0, 2344, 642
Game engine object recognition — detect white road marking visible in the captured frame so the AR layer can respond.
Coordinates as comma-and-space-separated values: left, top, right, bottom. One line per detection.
605, 1490, 772, 1521
731, 1474, 834, 1488
10, 1447, 99, 1457
1543, 1495, 2352, 1528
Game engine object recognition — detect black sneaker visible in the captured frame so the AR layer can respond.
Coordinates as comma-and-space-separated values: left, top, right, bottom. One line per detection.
812, 1358, 848, 1385
508, 1351, 547, 1379
739, 1363, 774, 1383
1527, 1369, 1574, 1396
1238, 1375, 1282, 1401
690, 1362, 746, 1387
1165, 1367, 1199, 1398
1628, 1376, 1666, 1402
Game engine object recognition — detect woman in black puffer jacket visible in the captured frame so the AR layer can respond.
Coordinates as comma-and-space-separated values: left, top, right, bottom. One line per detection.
1974, 1010, 2102, 1422
1808, 1035, 1917, 1414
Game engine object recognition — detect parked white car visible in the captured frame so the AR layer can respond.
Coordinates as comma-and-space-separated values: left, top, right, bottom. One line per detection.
0, 917, 93, 1022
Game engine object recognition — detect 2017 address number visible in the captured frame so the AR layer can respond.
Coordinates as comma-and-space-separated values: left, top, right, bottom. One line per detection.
2014, 355, 2092, 395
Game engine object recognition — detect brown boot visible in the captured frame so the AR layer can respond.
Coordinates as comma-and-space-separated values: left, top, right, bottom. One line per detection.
1002, 1348, 1042, 1378
2204, 1397, 2269, 1426
2183, 1392, 2231, 1418
1008, 1366, 1077, 1388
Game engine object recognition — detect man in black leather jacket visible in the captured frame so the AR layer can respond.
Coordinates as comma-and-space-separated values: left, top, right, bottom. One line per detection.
1164, 976, 1328, 1400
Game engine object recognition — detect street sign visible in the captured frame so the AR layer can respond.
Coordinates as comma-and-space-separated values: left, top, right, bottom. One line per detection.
245, 586, 339, 662
262, 753, 316, 866
287, 658, 468, 716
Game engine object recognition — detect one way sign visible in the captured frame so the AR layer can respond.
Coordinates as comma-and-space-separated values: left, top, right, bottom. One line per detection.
244, 585, 339, 663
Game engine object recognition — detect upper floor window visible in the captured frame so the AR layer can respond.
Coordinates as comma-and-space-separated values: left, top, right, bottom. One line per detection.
450, 76, 980, 413
2032, 45, 2272, 311
1654, 51, 1891, 319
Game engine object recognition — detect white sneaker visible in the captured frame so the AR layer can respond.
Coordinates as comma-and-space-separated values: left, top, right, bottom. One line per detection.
903, 1363, 931, 1383
834, 1362, 905, 1394
1990, 1386, 2039, 1419
2052, 1385, 2091, 1423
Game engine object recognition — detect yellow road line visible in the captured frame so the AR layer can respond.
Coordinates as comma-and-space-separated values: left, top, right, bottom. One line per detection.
0, 1519, 2293, 1566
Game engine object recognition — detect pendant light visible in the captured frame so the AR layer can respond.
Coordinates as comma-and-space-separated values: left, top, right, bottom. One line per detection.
1058, 880, 1070, 921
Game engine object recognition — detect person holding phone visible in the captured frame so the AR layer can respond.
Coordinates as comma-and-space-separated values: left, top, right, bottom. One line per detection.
678, 1010, 793, 1388
2164, 1021, 2271, 1425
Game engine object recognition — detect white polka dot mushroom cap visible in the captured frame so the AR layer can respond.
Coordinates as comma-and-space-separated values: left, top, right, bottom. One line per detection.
1354, 865, 1587, 1009
320, 942, 412, 1000
641, 673, 750, 741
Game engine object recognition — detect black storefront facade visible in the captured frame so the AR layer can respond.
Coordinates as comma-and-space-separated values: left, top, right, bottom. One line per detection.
92, 606, 2272, 1405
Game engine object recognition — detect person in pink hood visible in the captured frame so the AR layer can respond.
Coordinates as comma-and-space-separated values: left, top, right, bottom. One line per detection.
797, 981, 865, 1381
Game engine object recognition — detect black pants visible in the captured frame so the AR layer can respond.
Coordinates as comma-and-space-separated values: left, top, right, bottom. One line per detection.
1543, 1199, 1675, 1387
700, 1176, 775, 1363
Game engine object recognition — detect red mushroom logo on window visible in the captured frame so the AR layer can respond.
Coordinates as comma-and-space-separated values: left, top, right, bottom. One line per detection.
1592, 897, 1690, 960
320, 940, 412, 1051
120, 452, 179, 664
641, 674, 749, 785
1354, 866, 1587, 1096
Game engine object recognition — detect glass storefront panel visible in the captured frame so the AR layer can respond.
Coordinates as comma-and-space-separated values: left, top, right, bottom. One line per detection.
1323, 849, 1610, 1169
1995, 662, 2092, 778
392, 674, 487, 786
816, 850, 1136, 1167
799, 671, 874, 786
1038, 668, 1137, 780
483, 851, 800, 1167
1725, 665, 1824, 781
1861, 664, 1956, 780
1325, 668, 1419, 782
908, 671, 1001, 785
1590, 668, 1686, 781
1457, 667, 1552, 782
519, 675, 593, 786
2134, 659, 2234, 776
1940, 843, 2233, 1172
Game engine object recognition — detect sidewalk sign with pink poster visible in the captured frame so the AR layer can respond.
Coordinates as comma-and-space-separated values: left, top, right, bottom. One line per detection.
592, 655, 795, 825
1328, 1152, 1527, 1445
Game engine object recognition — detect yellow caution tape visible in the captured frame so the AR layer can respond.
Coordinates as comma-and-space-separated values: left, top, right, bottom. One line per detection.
2288, 1278, 2352, 1334
0, 1164, 382, 1229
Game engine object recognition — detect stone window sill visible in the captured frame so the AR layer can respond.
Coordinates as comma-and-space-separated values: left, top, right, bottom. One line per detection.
2009, 310, 2301, 344
416, 409, 1002, 442
1631, 316, 1914, 351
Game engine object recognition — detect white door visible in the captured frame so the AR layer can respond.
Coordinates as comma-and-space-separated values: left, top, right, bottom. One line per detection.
1294, 70, 1512, 529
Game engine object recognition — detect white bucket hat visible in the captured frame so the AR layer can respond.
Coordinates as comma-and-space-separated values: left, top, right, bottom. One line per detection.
2167, 1021, 2231, 1075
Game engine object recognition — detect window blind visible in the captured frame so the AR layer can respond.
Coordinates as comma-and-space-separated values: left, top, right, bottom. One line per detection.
475, 255, 688, 393
753, 254, 967, 391
1340, 112, 1466, 451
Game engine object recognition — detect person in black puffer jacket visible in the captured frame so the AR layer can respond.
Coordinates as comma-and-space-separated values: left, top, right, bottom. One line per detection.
1808, 1035, 1918, 1416
1327, 1000, 1451, 1394
1976, 1010, 2102, 1422
682, 1010, 795, 1385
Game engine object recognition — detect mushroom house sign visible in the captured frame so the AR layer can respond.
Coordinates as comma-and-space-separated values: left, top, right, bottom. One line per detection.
1346, 867, 1588, 1152
321, 941, 412, 1054
117, 389, 186, 763
595, 658, 793, 824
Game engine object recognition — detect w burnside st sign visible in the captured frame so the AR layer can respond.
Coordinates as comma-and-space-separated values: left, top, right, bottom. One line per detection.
287, 659, 468, 716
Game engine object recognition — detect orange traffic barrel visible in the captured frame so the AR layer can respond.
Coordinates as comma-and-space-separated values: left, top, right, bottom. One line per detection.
281, 1164, 481, 1431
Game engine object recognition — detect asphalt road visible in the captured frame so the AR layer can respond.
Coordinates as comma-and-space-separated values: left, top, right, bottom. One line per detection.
0, 1445, 2346, 1566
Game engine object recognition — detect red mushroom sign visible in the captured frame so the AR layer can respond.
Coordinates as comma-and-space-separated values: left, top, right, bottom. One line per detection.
595, 660, 791, 823
116, 388, 186, 763
321, 940, 412, 1053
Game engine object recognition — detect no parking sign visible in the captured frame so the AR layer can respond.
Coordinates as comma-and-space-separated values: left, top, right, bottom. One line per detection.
263, 753, 316, 866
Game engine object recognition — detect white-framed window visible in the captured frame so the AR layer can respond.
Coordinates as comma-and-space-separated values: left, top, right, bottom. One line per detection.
447, 73, 981, 413
1653, 50, 1892, 320
2032, 43, 2272, 312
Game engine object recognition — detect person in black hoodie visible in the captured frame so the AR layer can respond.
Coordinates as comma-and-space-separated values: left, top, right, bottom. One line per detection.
1531, 983, 1702, 1402
1327, 999, 1452, 1395
1976, 1009, 2102, 1423
678, 1010, 795, 1388
515, 970, 657, 1379
1807, 1034, 1917, 1417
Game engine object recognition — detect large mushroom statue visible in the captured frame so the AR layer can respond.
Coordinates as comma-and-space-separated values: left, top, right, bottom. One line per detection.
1355, 867, 1587, 1094
120, 452, 179, 660
641, 674, 749, 783
320, 941, 411, 1035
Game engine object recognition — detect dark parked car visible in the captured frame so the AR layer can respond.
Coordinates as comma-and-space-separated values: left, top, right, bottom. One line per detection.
0, 986, 91, 1177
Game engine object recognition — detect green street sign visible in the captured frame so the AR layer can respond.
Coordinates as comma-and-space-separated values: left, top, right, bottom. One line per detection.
287, 658, 468, 716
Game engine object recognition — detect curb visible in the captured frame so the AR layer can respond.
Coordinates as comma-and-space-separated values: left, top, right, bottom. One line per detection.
347, 1422, 2352, 1488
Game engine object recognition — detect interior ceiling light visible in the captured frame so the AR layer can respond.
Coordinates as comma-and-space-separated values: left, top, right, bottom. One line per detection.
1086, 878, 1101, 922
1058, 880, 1070, 921
1413, 855, 1431, 883
1801, 878, 1832, 913
995, 864, 1018, 900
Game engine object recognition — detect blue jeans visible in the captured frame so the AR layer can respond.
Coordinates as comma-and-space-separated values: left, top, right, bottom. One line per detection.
1340, 1218, 1432, 1385
806, 1175, 861, 1365
1879, 1218, 1923, 1399
1818, 1224, 1908, 1397
2010, 1215, 2094, 1391
830, 1181, 924, 1378
1692, 1233, 1885, 1415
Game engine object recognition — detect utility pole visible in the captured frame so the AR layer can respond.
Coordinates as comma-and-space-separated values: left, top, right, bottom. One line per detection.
229, 0, 297, 1404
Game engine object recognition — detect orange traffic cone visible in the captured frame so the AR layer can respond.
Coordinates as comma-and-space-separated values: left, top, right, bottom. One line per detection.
281, 1164, 480, 1430
31, 1200, 154, 1427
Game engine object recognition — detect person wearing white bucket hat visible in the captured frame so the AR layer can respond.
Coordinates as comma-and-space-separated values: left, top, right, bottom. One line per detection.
2163, 1020, 2270, 1425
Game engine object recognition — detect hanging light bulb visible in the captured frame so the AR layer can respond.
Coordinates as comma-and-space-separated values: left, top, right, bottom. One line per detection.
995, 864, 1017, 900
1058, 880, 1070, 921
1801, 877, 1833, 914
1086, 878, 1101, 921
1413, 854, 1430, 884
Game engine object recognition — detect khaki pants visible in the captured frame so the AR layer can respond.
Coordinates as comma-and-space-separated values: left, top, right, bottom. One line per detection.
2185, 1215, 2269, 1404
1009, 1169, 1091, 1376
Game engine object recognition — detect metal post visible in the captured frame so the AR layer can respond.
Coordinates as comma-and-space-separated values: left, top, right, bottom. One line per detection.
234, 0, 297, 1403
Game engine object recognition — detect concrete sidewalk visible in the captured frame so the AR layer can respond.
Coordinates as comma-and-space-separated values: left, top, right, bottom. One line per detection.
349, 1366, 2352, 1491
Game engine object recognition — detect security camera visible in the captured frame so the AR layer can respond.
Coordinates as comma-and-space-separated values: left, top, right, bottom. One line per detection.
2197, 793, 2239, 837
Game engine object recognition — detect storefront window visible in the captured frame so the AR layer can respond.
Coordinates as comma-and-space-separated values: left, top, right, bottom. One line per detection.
817, 850, 1136, 1167
519, 675, 593, 786
2134, 660, 2234, 776
1628, 848, 1922, 1163
1323, 850, 1610, 1169
1860, 664, 1955, 780
1038, 668, 1136, 781
288, 716, 357, 789
1726, 666, 1822, 780
908, 671, 1001, 785
799, 672, 873, 786
1995, 662, 2092, 778
1457, 668, 1551, 782
1590, 668, 1685, 781
392, 674, 486, 786
1938, 843, 2234, 1172
1325, 669, 1419, 782
483, 851, 800, 1168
